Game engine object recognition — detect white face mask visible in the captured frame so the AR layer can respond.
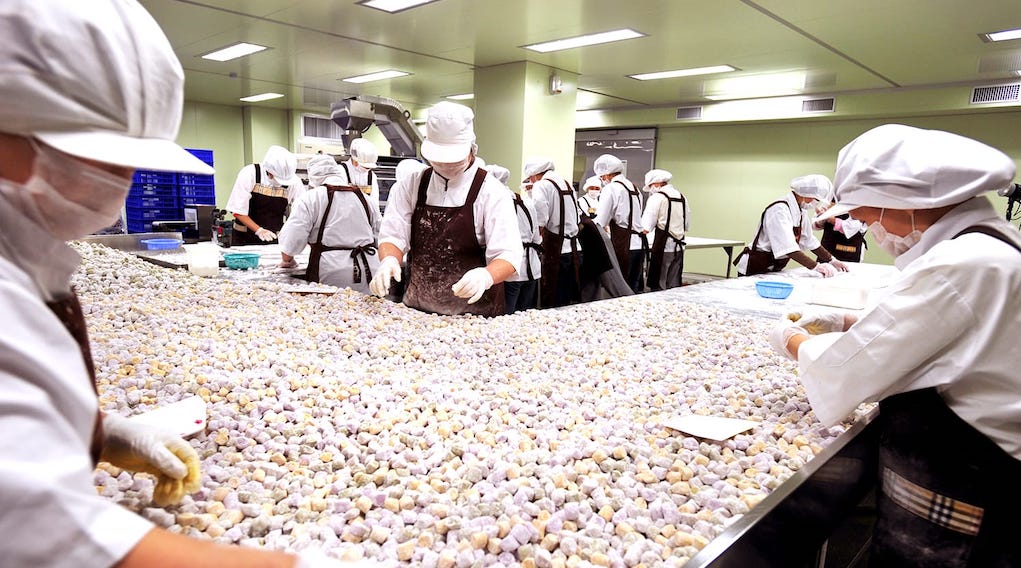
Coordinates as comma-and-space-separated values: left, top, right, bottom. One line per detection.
431, 155, 471, 180
1, 140, 132, 240
869, 209, 923, 257
587, 188, 599, 196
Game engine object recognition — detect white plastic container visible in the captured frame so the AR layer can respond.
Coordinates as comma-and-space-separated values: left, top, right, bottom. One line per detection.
186, 244, 220, 277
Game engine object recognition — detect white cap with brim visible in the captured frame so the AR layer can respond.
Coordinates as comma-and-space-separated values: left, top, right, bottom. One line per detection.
350, 138, 379, 169
594, 154, 624, 176
421, 101, 475, 164
523, 157, 555, 179
323, 175, 349, 187
262, 145, 300, 187
819, 124, 1016, 223
0, 1, 214, 174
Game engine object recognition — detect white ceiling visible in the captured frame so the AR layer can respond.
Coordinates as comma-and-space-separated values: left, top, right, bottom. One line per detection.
141, 0, 1021, 117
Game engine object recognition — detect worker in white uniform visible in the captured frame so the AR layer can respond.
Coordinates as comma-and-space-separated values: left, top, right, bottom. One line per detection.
577, 176, 601, 219
333, 138, 381, 211
370, 102, 522, 317
813, 193, 868, 262
640, 169, 690, 291
770, 124, 1021, 567
593, 154, 647, 293
0, 1, 367, 567
277, 158, 380, 293
735, 174, 849, 277
226, 145, 305, 246
489, 165, 541, 314
524, 157, 582, 308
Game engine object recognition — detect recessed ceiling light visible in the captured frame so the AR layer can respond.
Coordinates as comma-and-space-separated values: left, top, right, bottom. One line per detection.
523, 29, 645, 53
201, 42, 269, 62
445, 93, 474, 100
629, 65, 737, 81
239, 92, 284, 102
341, 69, 412, 84
356, 0, 440, 13
704, 90, 801, 101
981, 28, 1021, 42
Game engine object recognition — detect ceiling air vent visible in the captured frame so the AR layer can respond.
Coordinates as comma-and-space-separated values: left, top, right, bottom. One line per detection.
675, 106, 703, 120
802, 97, 835, 112
971, 83, 1021, 104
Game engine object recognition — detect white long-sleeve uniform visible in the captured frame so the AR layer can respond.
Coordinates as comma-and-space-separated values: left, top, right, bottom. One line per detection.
0, 196, 153, 567
225, 163, 305, 216
334, 162, 381, 211
278, 185, 381, 292
531, 171, 579, 254
641, 184, 690, 239
378, 159, 523, 270
798, 197, 1021, 459
593, 174, 644, 250
509, 195, 542, 283
736, 193, 820, 274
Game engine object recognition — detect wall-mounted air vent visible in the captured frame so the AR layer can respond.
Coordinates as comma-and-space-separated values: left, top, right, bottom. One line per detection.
675, 106, 703, 120
802, 97, 835, 112
302, 114, 345, 139
971, 83, 1021, 104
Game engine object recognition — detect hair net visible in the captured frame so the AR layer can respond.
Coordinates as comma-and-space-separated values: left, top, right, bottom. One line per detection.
488, 165, 511, 185
306, 155, 340, 187
262, 146, 300, 187
819, 124, 1017, 221
789, 174, 832, 200
0, 0, 212, 174
584, 176, 602, 191
395, 159, 427, 183
593, 154, 623, 176
421, 102, 475, 163
523, 157, 555, 179
349, 138, 378, 169
644, 169, 672, 189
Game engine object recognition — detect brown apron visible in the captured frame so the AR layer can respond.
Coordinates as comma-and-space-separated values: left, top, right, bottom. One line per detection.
538, 179, 582, 309
607, 181, 645, 277
341, 162, 375, 195
646, 191, 686, 290
819, 213, 866, 262
513, 195, 543, 281
403, 168, 505, 317
232, 163, 290, 246
735, 200, 802, 276
46, 289, 103, 466
305, 185, 376, 284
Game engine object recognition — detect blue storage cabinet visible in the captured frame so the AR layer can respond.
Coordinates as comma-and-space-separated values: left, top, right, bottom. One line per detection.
125, 148, 215, 233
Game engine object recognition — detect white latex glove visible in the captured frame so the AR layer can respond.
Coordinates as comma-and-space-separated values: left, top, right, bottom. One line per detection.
786, 310, 855, 334
100, 413, 201, 506
812, 262, 837, 278
255, 227, 277, 241
828, 258, 850, 272
451, 267, 494, 304
370, 256, 402, 297
769, 318, 809, 360
276, 258, 298, 270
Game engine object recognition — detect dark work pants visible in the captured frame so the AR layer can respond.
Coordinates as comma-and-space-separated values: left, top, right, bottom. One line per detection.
504, 280, 538, 314
626, 250, 645, 293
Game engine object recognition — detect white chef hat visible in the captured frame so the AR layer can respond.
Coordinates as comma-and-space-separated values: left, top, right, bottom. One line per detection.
306, 155, 340, 187
395, 158, 427, 183
818, 124, 1017, 222
421, 102, 475, 163
523, 157, 555, 179
789, 174, 832, 200
644, 169, 672, 190
262, 146, 301, 187
0, 0, 213, 174
488, 164, 511, 185
594, 154, 624, 176
349, 138, 378, 169
584, 176, 602, 190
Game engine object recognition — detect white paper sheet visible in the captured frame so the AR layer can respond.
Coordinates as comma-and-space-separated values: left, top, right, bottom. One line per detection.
128, 395, 207, 438
661, 415, 759, 441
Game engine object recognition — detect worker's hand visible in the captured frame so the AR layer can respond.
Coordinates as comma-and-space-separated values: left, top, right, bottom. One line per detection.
828, 258, 850, 272
275, 258, 299, 271
100, 413, 202, 506
255, 227, 277, 242
769, 318, 809, 360
786, 310, 855, 334
452, 267, 494, 304
370, 256, 402, 297
812, 262, 837, 278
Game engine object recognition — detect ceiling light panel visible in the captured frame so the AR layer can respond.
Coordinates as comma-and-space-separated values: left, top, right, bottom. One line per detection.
982, 28, 1021, 42
523, 29, 645, 53
629, 65, 737, 81
356, 0, 440, 13
201, 42, 269, 62
341, 70, 412, 84
445, 93, 474, 100
240, 93, 284, 102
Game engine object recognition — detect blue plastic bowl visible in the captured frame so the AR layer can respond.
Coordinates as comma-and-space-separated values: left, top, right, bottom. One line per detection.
223, 252, 261, 270
140, 238, 183, 250
756, 280, 794, 299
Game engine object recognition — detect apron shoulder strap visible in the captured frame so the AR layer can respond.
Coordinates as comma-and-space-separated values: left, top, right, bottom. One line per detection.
751, 200, 792, 251
253, 163, 261, 184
